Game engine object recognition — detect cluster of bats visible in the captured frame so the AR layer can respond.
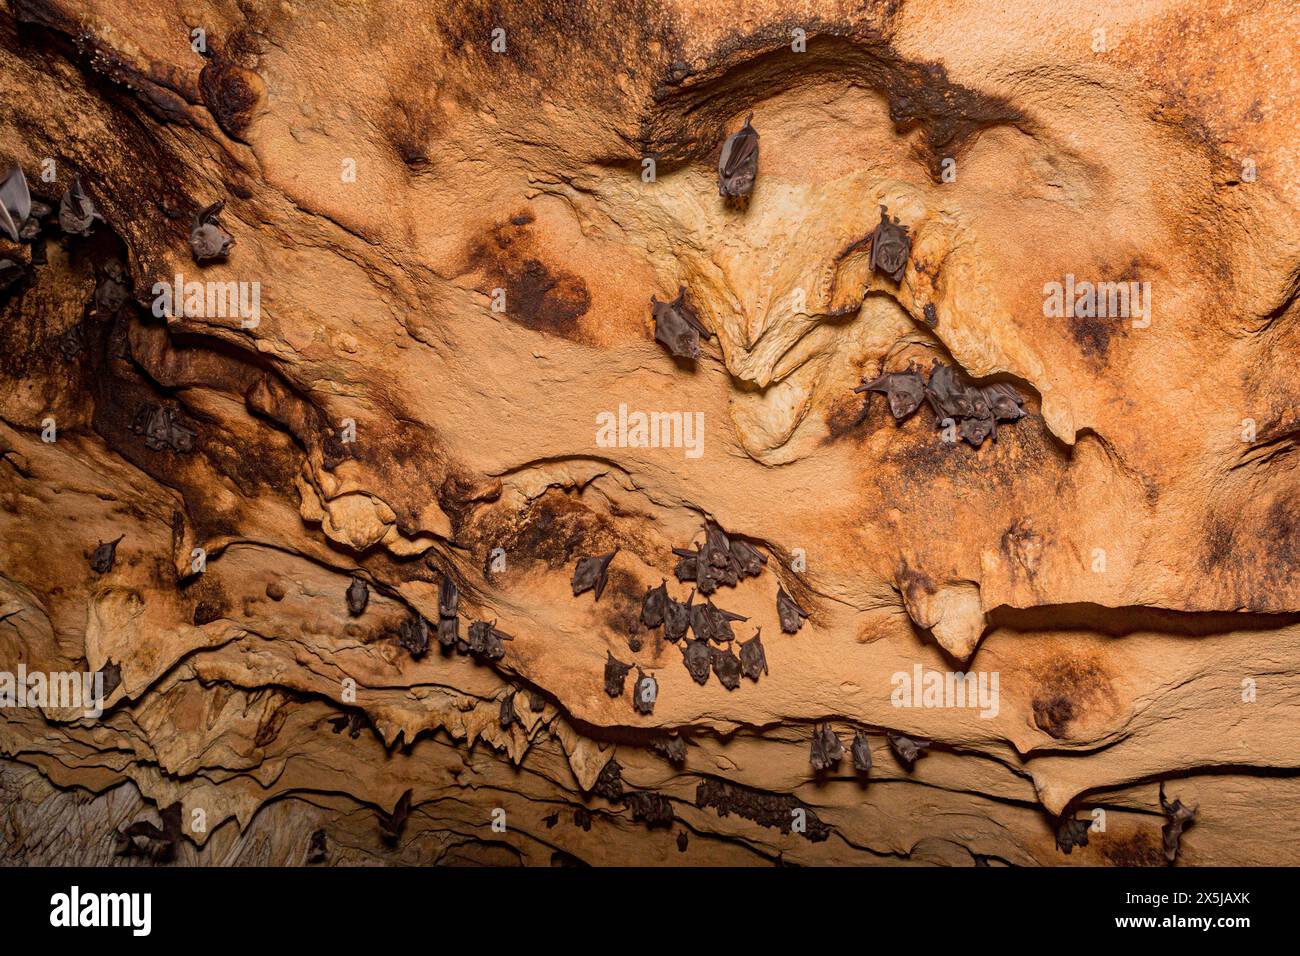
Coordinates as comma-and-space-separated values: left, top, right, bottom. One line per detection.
1055, 782, 1196, 863
348, 572, 514, 664
571, 523, 813, 709
115, 801, 182, 862
651, 115, 916, 363
810, 724, 930, 774
856, 359, 1026, 447
0, 167, 104, 292
130, 402, 197, 453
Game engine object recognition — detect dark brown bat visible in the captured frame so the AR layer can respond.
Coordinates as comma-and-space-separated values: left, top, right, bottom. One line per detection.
345, 576, 368, 616
499, 691, 517, 729
1159, 782, 1196, 865
983, 382, 1025, 421
130, 403, 196, 452
328, 711, 366, 739
868, 204, 911, 282
378, 788, 412, 848
718, 112, 759, 197
924, 361, 973, 420
810, 723, 844, 771
625, 791, 674, 828
438, 573, 458, 618
652, 735, 686, 765
593, 758, 624, 800
664, 589, 693, 642
0, 259, 25, 295
58, 324, 84, 362
58, 175, 102, 236
604, 651, 632, 697
673, 549, 698, 583
572, 550, 617, 601
543, 811, 559, 828
437, 616, 459, 650
851, 731, 873, 773
93, 259, 130, 314
681, 638, 711, 685
710, 645, 742, 690
306, 828, 327, 864
633, 669, 657, 715
398, 615, 430, 658
777, 585, 809, 634
887, 731, 930, 769
651, 287, 712, 360
730, 539, 767, 577
739, 628, 768, 681
677, 831, 688, 852
574, 807, 592, 831
1055, 815, 1091, 855
855, 362, 927, 420
529, 690, 546, 712
99, 660, 122, 699
89, 535, 123, 574
190, 200, 234, 261
467, 620, 512, 660
641, 580, 669, 628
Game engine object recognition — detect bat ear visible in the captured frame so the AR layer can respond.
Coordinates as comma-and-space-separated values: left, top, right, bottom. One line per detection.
745, 112, 754, 126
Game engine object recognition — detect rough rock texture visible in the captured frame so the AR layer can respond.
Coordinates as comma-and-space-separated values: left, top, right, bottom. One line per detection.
2, 0, 1300, 866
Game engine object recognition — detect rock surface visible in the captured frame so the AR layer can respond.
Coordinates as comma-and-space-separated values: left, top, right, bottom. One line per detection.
1, 0, 1299, 865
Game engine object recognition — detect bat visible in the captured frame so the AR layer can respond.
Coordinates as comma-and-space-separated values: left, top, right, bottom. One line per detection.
868, 204, 911, 282
983, 382, 1026, 422
651, 287, 712, 360
924, 361, 974, 420
115, 801, 182, 861
710, 645, 742, 690
739, 628, 768, 680
718, 113, 759, 197
190, 200, 234, 261
99, 660, 122, 699
633, 669, 657, 715
467, 620, 512, 660
378, 788, 412, 848
59, 325, 84, 362
131, 403, 196, 452
345, 576, 368, 616
625, 791, 673, 828
924, 361, 1026, 447
398, 615, 430, 658
0, 167, 50, 242
572, 550, 617, 601
327, 711, 366, 738
58, 176, 102, 236
851, 731, 873, 773
887, 731, 930, 769
777, 585, 810, 634
810, 723, 844, 771
529, 691, 546, 712
89, 535, 124, 574
681, 638, 711, 685
604, 651, 631, 697
1159, 782, 1196, 865
574, 807, 592, 831
499, 691, 517, 729
705, 601, 748, 643
306, 828, 327, 864
543, 811, 559, 828
664, 589, 693, 642
673, 550, 698, 583
677, 831, 688, 852
1055, 815, 1091, 854
593, 758, 624, 801
437, 616, 459, 650
0, 259, 24, 295
438, 573, 458, 618
651, 736, 686, 765
855, 362, 926, 420
730, 539, 767, 577
93, 259, 130, 314
641, 579, 668, 628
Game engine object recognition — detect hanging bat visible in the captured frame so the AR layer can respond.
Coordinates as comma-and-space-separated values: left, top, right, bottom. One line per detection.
664, 589, 693, 642
641, 579, 668, 628
398, 615, 430, 658
924, 361, 974, 420
673, 549, 698, 583
730, 539, 767, 577
529, 691, 546, 712
306, 828, 328, 864
467, 620, 512, 660
190, 200, 235, 261
851, 731, 873, 773
89, 535, 124, 574
652, 736, 686, 765
345, 576, 369, 616
651, 287, 712, 360
115, 802, 183, 861
983, 382, 1025, 421
499, 691, 517, 729
0, 259, 24, 294
574, 807, 592, 831
58, 175, 102, 236
592, 758, 624, 800
572, 550, 618, 601
130, 403, 197, 452
625, 791, 674, 828
0, 167, 50, 242
681, 638, 711, 685
59, 325, 84, 362
677, 831, 688, 852
739, 628, 768, 681
1159, 782, 1196, 865
810, 723, 844, 771
327, 711, 366, 739
959, 413, 995, 448
633, 669, 657, 715
709, 603, 747, 643
378, 788, 412, 848
777, 585, 810, 634
93, 259, 130, 314
437, 615, 459, 650
718, 112, 759, 197
439, 573, 458, 618
543, 811, 559, 828
604, 651, 632, 697
868, 204, 911, 282
855, 362, 926, 420
99, 660, 122, 699
1055, 815, 1091, 854
710, 645, 742, 690
887, 731, 930, 769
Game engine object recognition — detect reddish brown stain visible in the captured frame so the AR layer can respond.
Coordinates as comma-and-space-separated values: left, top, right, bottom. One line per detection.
1030, 654, 1115, 739
468, 217, 591, 340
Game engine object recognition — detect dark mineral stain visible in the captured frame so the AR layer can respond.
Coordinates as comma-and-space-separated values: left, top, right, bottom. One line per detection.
1100, 827, 1166, 867
468, 216, 591, 340
1070, 314, 1127, 361
1030, 655, 1114, 739
199, 59, 263, 141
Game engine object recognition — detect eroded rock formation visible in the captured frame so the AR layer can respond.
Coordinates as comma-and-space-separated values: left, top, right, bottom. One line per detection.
2, 0, 1299, 866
